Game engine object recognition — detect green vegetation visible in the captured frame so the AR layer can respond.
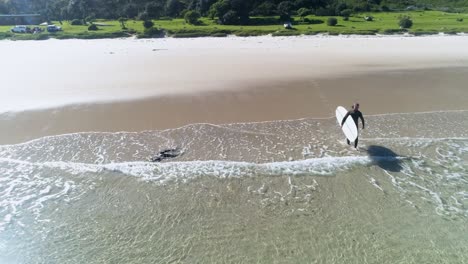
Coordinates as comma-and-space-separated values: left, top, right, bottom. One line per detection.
3, 0, 468, 25
184, 10, 201, 25
1, 11, 468, 40
327, 17, 338, 26
399, 15, 413, 29
1, 0, 468, 40
143, 20, 155, 29
88, 24, 98, 31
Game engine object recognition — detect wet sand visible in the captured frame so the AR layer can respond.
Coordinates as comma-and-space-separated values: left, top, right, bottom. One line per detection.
1, 36, 468, 144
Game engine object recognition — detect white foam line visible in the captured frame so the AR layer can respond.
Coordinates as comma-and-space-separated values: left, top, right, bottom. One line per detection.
0, 156, 374, 182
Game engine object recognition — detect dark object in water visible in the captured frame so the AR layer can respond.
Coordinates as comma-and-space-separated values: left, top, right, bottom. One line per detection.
150, 148, 181, 162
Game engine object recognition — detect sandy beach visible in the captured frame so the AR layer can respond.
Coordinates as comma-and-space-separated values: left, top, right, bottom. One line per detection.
1, 35, 468, 143
2, 35, 468, 263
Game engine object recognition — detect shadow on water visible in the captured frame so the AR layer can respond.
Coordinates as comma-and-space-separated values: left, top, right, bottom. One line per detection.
365, 145, 403, 172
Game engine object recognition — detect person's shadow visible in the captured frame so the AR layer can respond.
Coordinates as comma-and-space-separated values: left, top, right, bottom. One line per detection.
365, 145, 403, 172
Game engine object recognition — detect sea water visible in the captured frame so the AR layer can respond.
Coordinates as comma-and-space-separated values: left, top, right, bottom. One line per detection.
0, 111, 467, 263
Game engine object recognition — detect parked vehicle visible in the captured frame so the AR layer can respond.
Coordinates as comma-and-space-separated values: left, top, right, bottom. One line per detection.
11, 25, 29, 33
47, 25, 62, 32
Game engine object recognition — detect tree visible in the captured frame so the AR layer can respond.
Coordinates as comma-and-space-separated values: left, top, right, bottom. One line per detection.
137, 11, 149, 21
184, 10, 201, 24
208, 0, 230, 20
334, 2, 347, 14
118, 17, 127, 29
340, 9, 352, 17
230, 0, 252, 23
327, 17, 337, 26
399, 15, 413, 28
189, 0, 218, 15
252, 2, 276, 16
145, 2, 163, 19
166, 0, 185, 17
0, 2, 8, 14
277, 1, 294, 22
222, 10, 239, 24
122, 3, 138, 19
294, 0, 312, 9
67, 0, 87, 19
297, 7, 311, 20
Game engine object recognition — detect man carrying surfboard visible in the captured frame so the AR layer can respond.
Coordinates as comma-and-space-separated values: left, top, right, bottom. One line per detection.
341, 103, 365, 148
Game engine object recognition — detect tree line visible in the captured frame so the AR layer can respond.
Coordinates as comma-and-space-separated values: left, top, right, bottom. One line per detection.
0, 0, 466, 25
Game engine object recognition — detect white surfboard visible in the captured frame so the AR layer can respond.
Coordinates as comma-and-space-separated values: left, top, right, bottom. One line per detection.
336, 106, 358, 142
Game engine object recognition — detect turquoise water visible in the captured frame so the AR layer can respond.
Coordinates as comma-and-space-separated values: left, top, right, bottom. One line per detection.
1, 111, 467, 263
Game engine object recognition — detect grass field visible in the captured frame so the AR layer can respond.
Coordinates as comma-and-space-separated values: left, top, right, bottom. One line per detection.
1, 11, 468, 40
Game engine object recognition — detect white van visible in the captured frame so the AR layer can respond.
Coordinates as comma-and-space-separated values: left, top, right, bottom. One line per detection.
11, 25, 28, 33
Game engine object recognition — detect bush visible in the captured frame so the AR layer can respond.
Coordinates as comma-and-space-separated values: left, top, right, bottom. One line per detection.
143, 20, 154, 29
399, 16, 413, 29
327, 17, 338, 26
343, 16, 349, 21
184, 10, 201, 25
88, 24, 98, 31
71, 19, 83, 25
456, 18, 463, 22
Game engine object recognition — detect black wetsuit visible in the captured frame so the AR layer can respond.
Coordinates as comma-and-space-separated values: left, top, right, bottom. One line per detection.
341, 110, 365, 148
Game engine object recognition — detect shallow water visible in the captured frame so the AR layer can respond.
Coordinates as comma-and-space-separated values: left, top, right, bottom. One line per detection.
1, 111, 467, 263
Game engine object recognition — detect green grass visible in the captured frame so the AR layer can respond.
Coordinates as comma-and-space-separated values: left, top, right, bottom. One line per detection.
1, 11, 468, 40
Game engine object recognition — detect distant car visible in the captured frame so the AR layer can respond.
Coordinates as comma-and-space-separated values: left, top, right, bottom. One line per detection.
47, 25, 62, 32
11, 25, 28, 33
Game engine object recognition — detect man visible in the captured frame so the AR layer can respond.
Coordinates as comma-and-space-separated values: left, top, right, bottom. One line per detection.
341, 103, 365, 148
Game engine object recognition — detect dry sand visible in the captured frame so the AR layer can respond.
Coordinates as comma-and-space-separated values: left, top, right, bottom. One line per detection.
1, 36, 468, 144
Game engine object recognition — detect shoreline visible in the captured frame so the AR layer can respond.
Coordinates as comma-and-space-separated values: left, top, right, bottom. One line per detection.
1, 67, 468, 144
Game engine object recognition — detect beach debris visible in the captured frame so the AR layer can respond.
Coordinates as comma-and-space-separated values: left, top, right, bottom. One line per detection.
149, 147, 182, 162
